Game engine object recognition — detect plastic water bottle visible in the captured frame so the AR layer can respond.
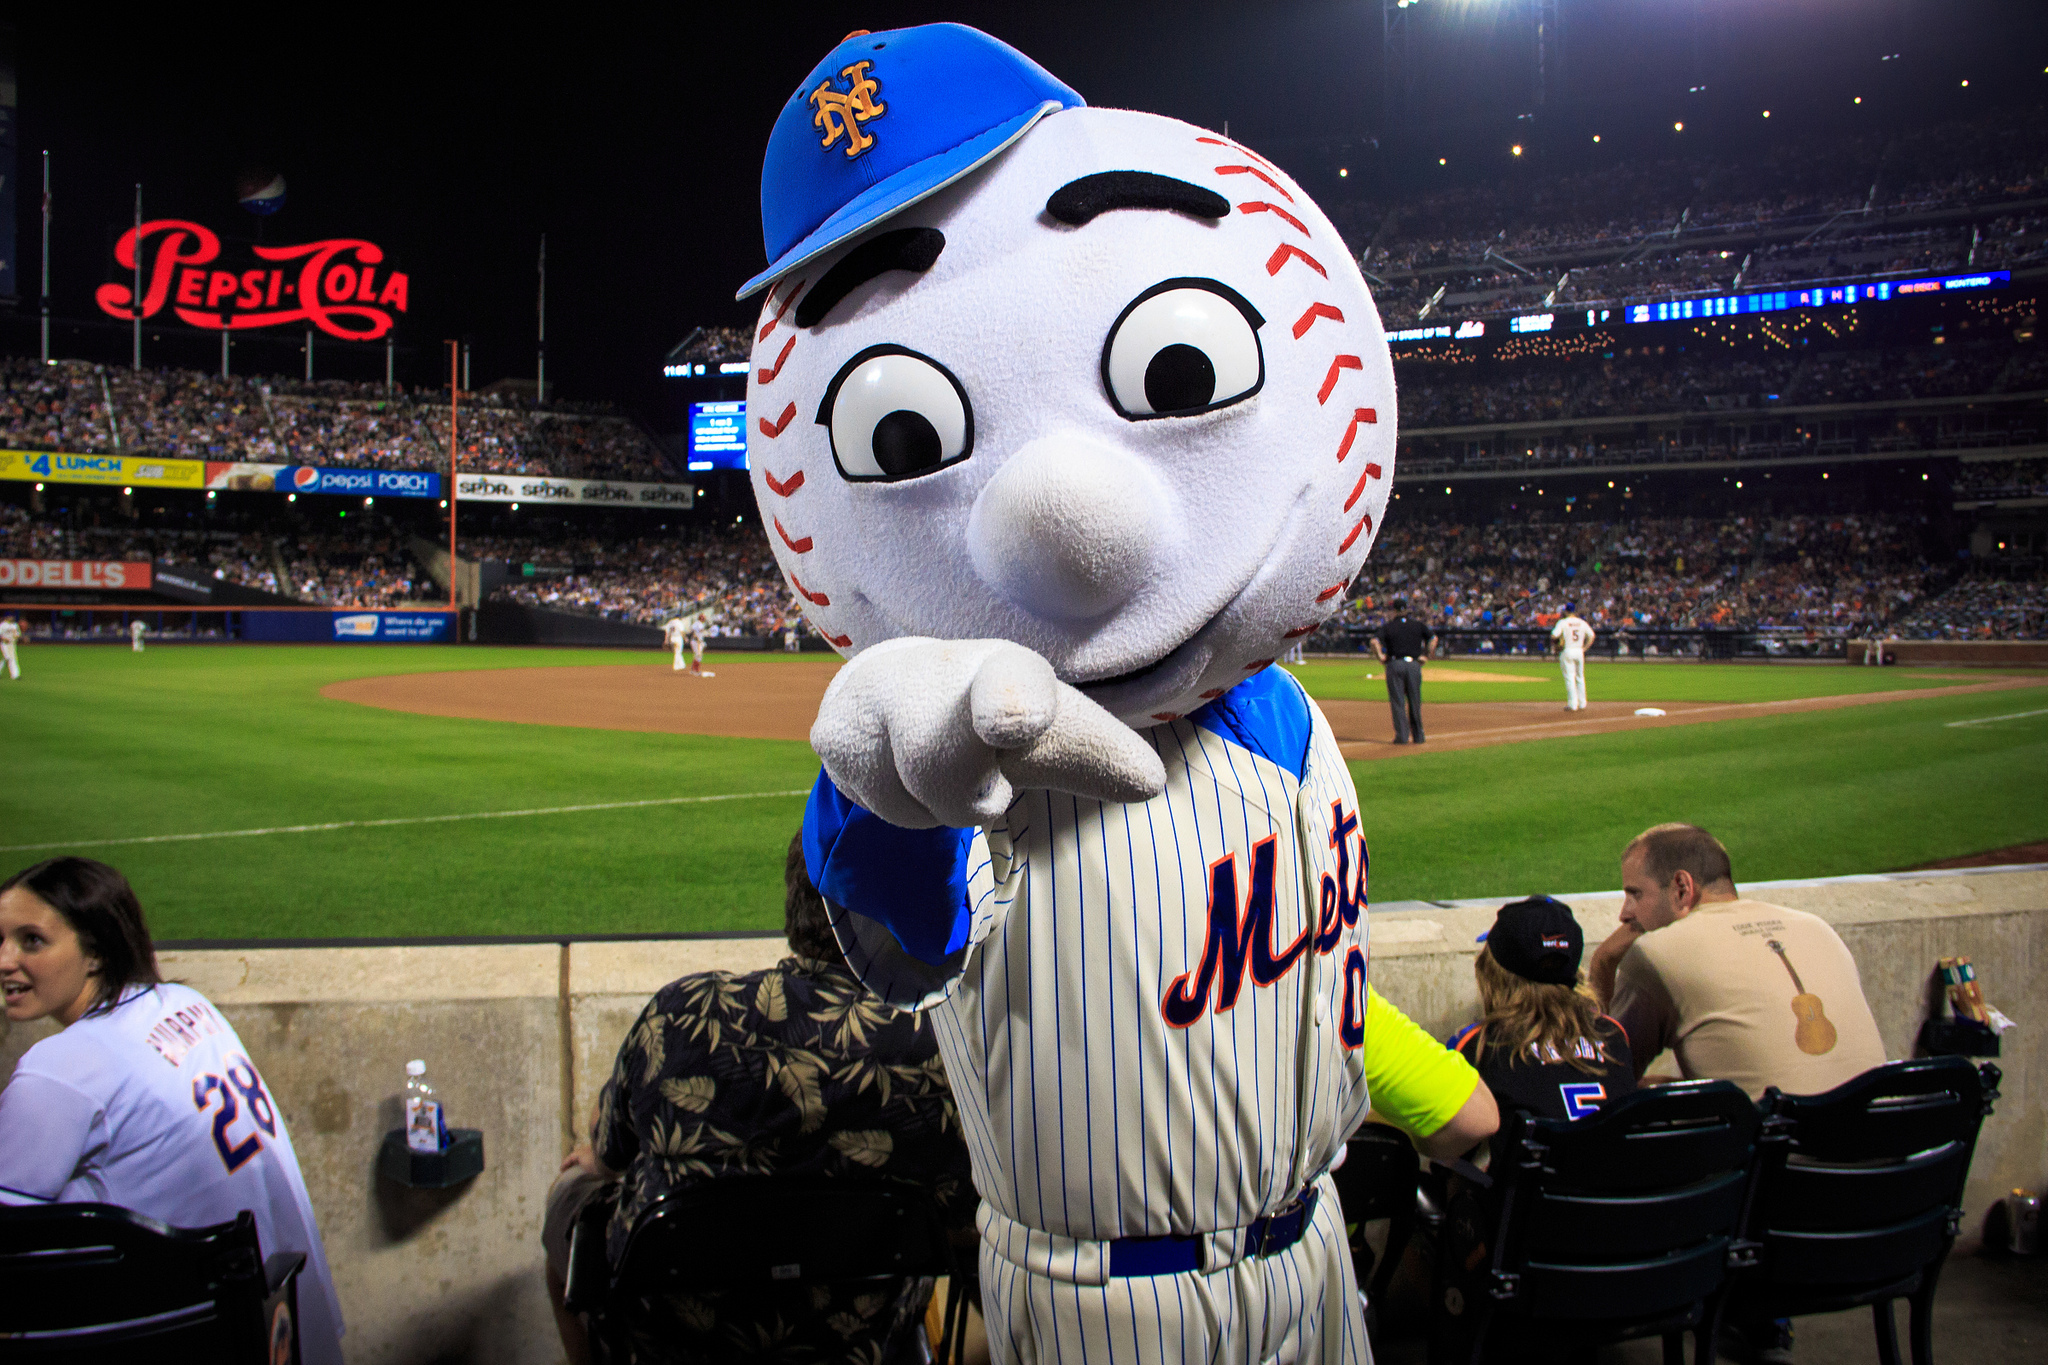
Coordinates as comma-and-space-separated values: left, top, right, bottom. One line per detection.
404, 1059, 448, 1153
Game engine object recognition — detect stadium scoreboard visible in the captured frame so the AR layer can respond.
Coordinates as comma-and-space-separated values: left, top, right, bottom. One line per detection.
688, 401, 748, 472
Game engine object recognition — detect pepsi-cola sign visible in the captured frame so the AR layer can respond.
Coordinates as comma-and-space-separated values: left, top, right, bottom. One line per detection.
282, 466, 441, 499
96, 220, 411, 341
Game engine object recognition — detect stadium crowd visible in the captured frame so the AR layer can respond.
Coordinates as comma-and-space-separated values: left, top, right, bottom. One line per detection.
471, 521, 798, 634
1337, 511, 1939, 638
1338, 107, 2048, 325
0, 360, 677, 483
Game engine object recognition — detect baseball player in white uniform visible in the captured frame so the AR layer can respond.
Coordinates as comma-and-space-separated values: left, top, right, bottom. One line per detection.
0, 614, 20, 679
662, 616, 689, 671
746, 26, 1399, 1361
687, 620, 712, 677
130, 619, 147, 653
1551, 607, 1595, 711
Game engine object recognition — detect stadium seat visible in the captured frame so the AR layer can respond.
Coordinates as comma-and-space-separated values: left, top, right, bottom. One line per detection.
1331, 1122, 1424, 1349
563, 1176, 957, 1365
0, 1203, 303, 1363
1428, 1079, 1761, 1365
1731, 1057, 2001, 1365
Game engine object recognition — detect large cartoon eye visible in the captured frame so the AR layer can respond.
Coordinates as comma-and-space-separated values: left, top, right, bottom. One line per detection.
1101, 278, 1265, 420
816, 344, 974, 482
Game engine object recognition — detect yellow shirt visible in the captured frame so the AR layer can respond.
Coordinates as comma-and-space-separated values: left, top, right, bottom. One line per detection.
1363, 986, 1480, 1138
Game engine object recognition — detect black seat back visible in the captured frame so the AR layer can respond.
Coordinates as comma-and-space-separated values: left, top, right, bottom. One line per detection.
609, 1177, 951, 1300
1484, 1080, 1760, 1325
1750, 1058, 1997, 1293
0, 1203, 296, 1362
1331, 1122, 1423, 1300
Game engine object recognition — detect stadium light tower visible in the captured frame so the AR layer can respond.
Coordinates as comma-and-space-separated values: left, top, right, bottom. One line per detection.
1384, 0, 1562, 128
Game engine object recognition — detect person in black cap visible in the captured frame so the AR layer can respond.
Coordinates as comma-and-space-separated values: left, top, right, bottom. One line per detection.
1371, 599, 1438, 744
1449, 896, 1635, 1122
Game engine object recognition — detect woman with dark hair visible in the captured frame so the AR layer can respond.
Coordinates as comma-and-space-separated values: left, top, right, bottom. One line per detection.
0, 858, 345, 1364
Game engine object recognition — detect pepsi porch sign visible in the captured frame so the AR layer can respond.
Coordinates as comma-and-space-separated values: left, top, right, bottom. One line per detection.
281, 466, 442, 499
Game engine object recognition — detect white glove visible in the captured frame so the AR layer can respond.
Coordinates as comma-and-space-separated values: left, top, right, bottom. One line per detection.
812, 638, 1169, 829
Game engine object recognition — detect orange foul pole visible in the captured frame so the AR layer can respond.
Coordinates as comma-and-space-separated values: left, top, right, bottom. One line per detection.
446, 340, 459, 619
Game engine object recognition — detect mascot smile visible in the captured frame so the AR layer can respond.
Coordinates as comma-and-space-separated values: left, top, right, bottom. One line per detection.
742, 23, 1395, 1361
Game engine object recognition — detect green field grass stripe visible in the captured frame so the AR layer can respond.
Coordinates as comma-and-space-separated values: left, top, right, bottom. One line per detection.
0, 789, 812, 854
1944, 708, 2048, 728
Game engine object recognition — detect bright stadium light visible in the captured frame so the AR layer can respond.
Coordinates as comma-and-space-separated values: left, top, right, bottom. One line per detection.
1439, 157, 1447, 165
1511, 144, 1523, 156
1339, 167, 1349, 177
1673, 121, 1684, 132
288, 493, 296, 502
1854, 96, 1862, 104
1763, 110, 1771, 118
1960, 80, 1969, 87
1592, 134, 1601, 142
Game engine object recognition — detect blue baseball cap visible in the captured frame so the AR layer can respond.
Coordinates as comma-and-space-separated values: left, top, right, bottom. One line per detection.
737, 23, 1085, 300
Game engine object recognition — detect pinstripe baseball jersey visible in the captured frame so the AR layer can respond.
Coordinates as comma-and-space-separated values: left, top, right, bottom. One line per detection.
806, 666, 1372, 1247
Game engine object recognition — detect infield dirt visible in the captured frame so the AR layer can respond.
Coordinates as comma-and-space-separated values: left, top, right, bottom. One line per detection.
323, 661, 2048, 760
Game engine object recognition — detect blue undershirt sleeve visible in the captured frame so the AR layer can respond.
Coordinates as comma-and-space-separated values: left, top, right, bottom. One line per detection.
802, 770, 975, 966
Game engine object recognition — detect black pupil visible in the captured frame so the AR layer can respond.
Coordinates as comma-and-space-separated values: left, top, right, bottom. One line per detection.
1144, 344, 1216, 412
872, 409, 942, 476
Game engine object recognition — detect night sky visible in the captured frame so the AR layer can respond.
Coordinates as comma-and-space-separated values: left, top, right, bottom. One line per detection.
7, 2, 2043, 421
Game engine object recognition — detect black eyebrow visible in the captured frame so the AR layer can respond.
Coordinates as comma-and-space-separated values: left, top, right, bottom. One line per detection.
795, 228, 946, 329
1045, 172, 1231, 226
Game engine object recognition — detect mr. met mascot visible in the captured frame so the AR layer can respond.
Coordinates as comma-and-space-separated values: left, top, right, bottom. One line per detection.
740, 24, 1396, 1362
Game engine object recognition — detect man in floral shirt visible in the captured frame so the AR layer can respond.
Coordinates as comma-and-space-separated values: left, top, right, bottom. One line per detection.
543, 833, 974, 1364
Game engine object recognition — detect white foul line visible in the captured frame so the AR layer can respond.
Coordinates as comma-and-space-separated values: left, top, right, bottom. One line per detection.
1945, 708, 2048, 729
0, 790, 812, 854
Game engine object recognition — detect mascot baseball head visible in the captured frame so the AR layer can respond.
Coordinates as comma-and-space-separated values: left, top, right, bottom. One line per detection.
744, 23, 1395, 778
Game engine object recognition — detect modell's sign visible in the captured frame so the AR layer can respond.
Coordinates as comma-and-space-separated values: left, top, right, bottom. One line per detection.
0, 560, 153, 590
96, 220, 411, 341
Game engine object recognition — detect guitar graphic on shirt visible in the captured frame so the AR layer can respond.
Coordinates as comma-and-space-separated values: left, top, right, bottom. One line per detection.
1767, 939, 1838, 1055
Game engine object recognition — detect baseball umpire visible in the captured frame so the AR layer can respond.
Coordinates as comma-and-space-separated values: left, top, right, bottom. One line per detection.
1372, 599, 1438, 744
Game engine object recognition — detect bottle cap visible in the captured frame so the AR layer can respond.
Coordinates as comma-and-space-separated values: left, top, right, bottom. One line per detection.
406, 1060, 426, 1076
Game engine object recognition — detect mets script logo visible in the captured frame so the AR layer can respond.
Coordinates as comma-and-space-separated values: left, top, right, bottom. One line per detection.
1161, 801, 1370, 1045
809, 61, 886, 158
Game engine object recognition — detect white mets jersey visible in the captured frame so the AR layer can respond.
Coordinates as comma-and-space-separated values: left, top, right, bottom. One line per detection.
1551, 614, 1594, 657
662, 619, 687, 648
0, 983, 344, 1363
0, 619, 20, 645
811, 668, 1372, 1249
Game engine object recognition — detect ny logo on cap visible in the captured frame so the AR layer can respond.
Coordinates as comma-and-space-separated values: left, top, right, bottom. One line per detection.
809, 61, 887, 158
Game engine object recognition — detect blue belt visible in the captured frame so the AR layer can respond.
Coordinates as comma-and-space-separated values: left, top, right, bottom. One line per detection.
1106, 1186, 1320, 1278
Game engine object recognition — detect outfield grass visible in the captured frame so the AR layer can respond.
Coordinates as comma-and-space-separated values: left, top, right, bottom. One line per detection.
5, 645, 2042, 937
1283, 657, 2046, 704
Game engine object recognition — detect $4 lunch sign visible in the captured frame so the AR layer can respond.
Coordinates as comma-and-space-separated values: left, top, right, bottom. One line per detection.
97, 220, 411, 341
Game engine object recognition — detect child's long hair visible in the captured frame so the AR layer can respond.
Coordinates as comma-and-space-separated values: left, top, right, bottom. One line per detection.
1472, 943, 1607, 1074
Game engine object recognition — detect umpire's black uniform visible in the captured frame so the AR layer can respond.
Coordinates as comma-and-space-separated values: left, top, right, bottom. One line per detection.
1377, 612, 1438, 743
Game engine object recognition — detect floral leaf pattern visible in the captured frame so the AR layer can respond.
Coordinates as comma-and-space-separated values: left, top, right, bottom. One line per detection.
589, 955, 975, 1364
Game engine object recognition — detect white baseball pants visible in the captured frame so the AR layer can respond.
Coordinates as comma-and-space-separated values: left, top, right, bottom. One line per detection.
2, 643, 17, 678
672, 643, 687, 671
1560, 653, 1586, 710
978, 1175, 1369, 1364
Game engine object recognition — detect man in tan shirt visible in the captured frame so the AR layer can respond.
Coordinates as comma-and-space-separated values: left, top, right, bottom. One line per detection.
1589, 823, 1886, 1099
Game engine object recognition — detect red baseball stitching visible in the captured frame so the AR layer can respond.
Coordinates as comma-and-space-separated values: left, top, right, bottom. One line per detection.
1283, 625, 1316, 639
824, 631, 853, 648
758, 402, 797, 438
1265, 244, 1326, 279
772, 517, 813, 554
1239, 201, 1310, 237
1196, 136, 1282, 177
1213, 165, 1294, 202
1244, 657, 1276, 670
1343, 462, 1384, 514
1334, 409, 1378, 463
1314, 583, 1346, 603
757, 335, 796, 385
1292, 303, 1345, 340
1198, 688, 1225, 700
1317, 356, 1363, 405
762, 468, 805, 498
757, 278, 804, 340
1151, 712, 1182, 722
790, 572, 830, 606
1338, 513, 1373, 554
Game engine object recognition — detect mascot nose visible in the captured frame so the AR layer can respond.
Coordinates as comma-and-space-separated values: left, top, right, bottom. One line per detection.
967, 435, 1170, 621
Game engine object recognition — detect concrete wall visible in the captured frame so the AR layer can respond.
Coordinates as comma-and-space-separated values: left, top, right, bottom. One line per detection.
3, 871, 2040, 1364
